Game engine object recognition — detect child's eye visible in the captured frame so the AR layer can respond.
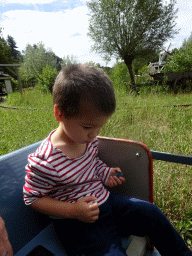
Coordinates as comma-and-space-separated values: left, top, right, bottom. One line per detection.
82, 126, 92, 130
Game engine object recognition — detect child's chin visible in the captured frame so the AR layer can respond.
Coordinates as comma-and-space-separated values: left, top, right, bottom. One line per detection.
85, 139, 93, 143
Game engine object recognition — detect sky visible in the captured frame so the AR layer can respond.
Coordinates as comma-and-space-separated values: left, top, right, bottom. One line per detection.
0, 0, 192, 67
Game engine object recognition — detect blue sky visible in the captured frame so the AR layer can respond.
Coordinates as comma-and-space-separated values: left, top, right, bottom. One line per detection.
0, 0, 192, 67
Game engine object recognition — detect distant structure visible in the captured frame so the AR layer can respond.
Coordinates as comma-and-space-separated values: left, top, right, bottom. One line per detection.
0, 67, 13, 95
0, 64, 22, 95
149, 43, 171, 75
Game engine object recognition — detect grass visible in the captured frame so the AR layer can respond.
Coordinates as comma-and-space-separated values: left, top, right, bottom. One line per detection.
101, 90, 192, 247
0, 87, 192, 247
0, 89, 57, 155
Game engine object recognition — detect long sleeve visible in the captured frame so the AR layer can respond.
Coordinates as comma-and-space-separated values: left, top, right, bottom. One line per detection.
95, 157, 112, 185
23, 154, 58, 205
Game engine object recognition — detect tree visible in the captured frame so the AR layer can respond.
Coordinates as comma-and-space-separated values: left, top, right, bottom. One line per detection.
180, 32, 192, 51
19, 42, 57, 84
6, 35, 20, 62
87, 0, 178, 87
0, 28, 12, 64
110, 61, 130, 92
52, 52, 62, 72
61, 54, 78, 68
36, 65, 58, 93
133, 50, 160, 74
0, 29, 22, 84
163, 41, 192, 73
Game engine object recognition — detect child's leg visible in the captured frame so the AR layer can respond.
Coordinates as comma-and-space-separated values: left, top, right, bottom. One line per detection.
109, 192, 192, 256
53, 208, 127, 256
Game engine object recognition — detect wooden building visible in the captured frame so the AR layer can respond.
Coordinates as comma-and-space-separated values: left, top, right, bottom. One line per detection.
0, 64, 22, 95
0, 67, 13, 95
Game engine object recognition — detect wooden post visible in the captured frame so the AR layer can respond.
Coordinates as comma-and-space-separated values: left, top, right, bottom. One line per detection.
15, 67, 22, 95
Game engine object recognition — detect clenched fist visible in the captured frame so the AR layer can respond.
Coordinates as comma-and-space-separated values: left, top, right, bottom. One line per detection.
74, 196, 99, 223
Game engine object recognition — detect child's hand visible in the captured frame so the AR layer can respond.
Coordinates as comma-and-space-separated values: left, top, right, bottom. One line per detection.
74, 196, 99, 223
106, 168, 125, 188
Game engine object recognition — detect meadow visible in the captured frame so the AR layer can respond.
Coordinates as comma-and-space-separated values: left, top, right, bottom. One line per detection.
0, 87, 192, 247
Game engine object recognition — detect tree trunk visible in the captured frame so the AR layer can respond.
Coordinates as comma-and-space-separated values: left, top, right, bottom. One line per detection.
124, 55, 135, 89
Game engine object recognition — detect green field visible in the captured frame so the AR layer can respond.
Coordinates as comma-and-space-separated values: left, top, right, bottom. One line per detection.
0, 88, 192, 247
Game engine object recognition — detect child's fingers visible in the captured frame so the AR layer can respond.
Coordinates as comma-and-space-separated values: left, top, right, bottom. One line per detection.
112, 167, 121, 173
118, 177, 125, 183
90, 208, 99, 217
91, 214, 99, 221
111, 176, 125, 186
88, 205, 99, 223
113, 175, 122, 183
89, 202, 99, 211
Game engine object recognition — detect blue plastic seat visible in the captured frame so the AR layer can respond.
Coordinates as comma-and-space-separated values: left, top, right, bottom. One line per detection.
0, 137, 160, 256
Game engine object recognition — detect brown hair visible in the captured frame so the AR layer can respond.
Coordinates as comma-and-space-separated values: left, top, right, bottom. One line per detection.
53, 64, 116, 117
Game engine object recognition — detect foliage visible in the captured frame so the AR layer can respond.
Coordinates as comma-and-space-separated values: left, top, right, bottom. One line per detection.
61, 54, 78, 68
0, 28, 22, 64
0, 28, 13, 64
133, 50, 160, 74
6, 35, 22, 62
180, 32, 192, 51
109, 62, 130, 92
138, 65, 150, 75
163, 33, 192, 74
86, 61, 101, 68
36, 65, 58, 93
0, 39, 11, 64
19, 42, 58, 86
163, 42, 192, 73
10, 77, 19, 91
0, 28, 22, 85
110, 62, 153, 94
87, 0, 178, 86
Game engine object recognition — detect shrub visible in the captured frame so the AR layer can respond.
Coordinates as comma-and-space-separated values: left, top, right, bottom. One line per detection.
36, 65, 58, 93
109, 62, 130, 92
163, 42, 192, 73
11, 78, 19, 91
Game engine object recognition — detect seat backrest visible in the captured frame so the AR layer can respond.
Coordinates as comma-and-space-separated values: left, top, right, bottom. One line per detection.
0, 137, 153, 255
98, 136, 153, 203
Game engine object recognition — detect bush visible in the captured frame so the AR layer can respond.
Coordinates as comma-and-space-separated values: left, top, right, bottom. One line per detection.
163, 42, 192, 73
109, 62, 130, 92
36, 65, 58, 93
11, 78, 19, 91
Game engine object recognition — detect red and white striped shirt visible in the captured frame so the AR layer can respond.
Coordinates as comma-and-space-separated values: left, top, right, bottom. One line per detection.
23, 131, 112, 206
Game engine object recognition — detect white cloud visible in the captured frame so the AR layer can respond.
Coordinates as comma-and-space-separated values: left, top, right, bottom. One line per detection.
1, 6, 90, 57
163, 0, 192, 51
174, 0, 192, 37
0, 4, 115, 66
0, 0, 57, 4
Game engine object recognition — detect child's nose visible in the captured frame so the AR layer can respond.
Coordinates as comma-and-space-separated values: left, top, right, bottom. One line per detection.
89, 129, 100, 138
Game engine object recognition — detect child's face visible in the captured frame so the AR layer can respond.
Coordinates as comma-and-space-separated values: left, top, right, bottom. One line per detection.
58, 103, 110, 145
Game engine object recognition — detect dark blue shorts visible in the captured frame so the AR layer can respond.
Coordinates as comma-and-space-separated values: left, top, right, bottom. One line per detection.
53, 192, 191, 256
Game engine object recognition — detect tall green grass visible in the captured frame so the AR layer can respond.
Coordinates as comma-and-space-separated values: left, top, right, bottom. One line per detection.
0, 87, 192, 247
101, 89, 192, 247
0, 89, 57, 155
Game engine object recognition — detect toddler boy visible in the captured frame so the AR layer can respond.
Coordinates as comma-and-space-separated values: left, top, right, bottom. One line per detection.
23, 64, 192, 256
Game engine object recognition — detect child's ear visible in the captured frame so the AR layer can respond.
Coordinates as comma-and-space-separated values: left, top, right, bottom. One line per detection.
54, 105, 63, 122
